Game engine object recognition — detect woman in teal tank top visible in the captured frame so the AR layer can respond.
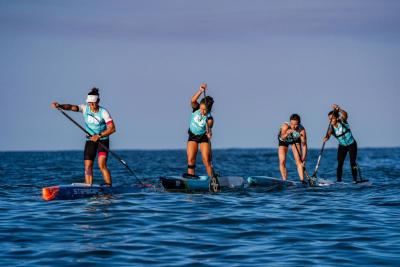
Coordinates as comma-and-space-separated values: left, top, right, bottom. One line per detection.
324, 104, 359, 183
186, 83, 214, 178
278, 114, 308, 183
51, 88, 116, 186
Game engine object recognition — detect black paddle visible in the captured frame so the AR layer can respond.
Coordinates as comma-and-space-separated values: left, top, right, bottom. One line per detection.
290, 133, 315, 186
56, 107, 145, 186
203, 88, 220, 192
312, 122, 332, 178
354, 164, 369, 184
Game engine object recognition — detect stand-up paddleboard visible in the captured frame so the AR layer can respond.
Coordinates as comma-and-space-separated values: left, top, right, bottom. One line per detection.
160, 175, 244, 193
247, 176, 370, 189
42, 183, 153, 201
247, 176, 336, 188
333, 180, 372, 187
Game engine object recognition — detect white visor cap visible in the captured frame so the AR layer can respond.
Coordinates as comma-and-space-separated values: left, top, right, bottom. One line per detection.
86, 95, 99, 103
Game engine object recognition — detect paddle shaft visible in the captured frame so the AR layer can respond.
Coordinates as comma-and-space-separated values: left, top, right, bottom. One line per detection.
56, 108, 144, 185
312, 141, 326, 178
312, 122, 331, 178
312, 110, 343, 178
203, 90, 216, 177
290, 133, 313, 185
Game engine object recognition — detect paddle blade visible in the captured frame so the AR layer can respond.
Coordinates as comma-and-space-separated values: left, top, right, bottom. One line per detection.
355, 179, 370, 184
309, 178, 318, 187
209, 176, 220, 193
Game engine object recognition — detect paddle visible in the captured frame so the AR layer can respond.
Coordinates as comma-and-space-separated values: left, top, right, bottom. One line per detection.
203, 88, 220, 192
312, 122, 332, 178
354, 164, 369, 184
56, 107, 145, 186
290, 133, 315, 186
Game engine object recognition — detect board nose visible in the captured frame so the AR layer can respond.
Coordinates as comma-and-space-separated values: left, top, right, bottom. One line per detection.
42, 186, 59, 201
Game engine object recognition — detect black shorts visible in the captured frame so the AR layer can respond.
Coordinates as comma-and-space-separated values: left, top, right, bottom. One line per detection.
188, 130, 209, 143
84, 139, 109, 161
278, 138, 300, 147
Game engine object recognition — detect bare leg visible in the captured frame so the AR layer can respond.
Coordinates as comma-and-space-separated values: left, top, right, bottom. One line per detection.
84, 160, 94, 185
98, 155, 112, 185
187, 141, 198, 175
200, 142, 213, 177
292, 143, 304, 182
278, 146, 288, 180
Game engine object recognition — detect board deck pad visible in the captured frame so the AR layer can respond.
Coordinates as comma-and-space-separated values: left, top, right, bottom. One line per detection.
247, 176, 296, 187
160, 175, 244, 192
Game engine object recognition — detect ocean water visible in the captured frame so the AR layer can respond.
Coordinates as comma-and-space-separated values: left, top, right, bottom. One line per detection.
0, 148, 399, 266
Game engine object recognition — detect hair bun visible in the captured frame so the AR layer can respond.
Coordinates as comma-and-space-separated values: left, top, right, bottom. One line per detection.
89, 87, 100, 95
205, 96, 214, 111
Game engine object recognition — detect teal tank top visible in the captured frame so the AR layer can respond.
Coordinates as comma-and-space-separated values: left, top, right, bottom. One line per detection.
331, 121, 355, 146
189, 109, 211, 136
278, 122, 303, 143
83, 105, 108, 140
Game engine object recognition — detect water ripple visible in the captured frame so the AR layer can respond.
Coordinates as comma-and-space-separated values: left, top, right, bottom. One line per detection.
0, 149, 399, 266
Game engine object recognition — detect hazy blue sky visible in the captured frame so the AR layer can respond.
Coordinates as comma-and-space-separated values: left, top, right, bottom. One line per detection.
1, 0, 399, 151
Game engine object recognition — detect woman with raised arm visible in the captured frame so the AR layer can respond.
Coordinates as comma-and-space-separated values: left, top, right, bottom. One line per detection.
324, 104, 359, 183
51, 88, 116, 186
186, 83, 214, 178
278, 114, 308, 184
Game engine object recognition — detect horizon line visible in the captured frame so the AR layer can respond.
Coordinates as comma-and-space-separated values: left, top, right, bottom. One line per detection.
1, 146, 399, 153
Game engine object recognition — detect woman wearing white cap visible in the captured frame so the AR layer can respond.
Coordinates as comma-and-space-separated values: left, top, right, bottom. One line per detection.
51, 87, 116, 186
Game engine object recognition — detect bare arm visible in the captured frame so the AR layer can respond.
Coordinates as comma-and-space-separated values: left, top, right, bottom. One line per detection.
191, 83, 207, 109
323, 128, 333, 142
280, 124, 293, 140
51, 102, 79, 112
207, 118, 214, 129
339, 108, 348, 122
205, 118, 213, 139
102, 121, 116, 137
301, 129, 307, 162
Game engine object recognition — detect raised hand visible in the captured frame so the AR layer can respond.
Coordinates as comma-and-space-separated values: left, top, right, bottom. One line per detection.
51, 102, 60, 109
332, 104, 340, 111
199, 83, 207, 92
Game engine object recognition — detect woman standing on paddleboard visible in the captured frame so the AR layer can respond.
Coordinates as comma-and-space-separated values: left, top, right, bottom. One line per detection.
278, 114, 308, 183
51, 88, 116, 186
324, 104, 359, 183
186, 83, 214, 178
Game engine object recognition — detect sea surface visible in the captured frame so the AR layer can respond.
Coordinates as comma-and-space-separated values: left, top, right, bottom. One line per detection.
0, 148, 399, 266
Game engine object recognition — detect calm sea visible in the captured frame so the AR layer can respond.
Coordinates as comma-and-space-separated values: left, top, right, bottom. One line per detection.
0, 148, 399, 266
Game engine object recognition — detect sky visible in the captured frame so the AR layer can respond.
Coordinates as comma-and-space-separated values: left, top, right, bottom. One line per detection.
0, 0, 399, 151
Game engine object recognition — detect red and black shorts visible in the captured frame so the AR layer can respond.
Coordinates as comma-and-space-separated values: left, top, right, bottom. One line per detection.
84, 139, 109, 161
